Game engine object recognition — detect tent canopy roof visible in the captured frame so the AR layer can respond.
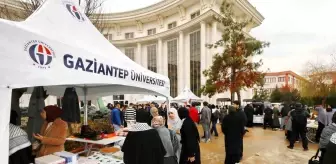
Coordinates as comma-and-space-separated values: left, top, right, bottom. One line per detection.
172, 87, 202, 102
0, 0, 170, 98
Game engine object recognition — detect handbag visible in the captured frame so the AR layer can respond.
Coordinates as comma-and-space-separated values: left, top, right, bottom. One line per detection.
308, 149, 319, 164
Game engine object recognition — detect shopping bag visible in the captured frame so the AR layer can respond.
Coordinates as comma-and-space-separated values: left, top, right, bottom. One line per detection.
308, 149, 319, 164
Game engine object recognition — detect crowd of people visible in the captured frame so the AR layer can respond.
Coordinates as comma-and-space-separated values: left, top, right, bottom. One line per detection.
9, 99, 336, 164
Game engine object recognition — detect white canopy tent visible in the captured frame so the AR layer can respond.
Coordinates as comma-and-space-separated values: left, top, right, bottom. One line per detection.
0, 0, 170, 161
172, 87, 203, 103
136, 95, 172, 104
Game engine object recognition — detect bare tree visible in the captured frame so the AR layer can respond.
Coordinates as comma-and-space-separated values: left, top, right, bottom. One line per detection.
302, 60, 333, 98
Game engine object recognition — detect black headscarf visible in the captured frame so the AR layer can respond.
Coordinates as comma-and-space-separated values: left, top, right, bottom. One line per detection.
178, 107, 190, 119
10, 110, 18, 125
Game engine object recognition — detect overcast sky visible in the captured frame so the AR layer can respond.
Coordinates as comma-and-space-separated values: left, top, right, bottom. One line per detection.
101, 0, 336, 74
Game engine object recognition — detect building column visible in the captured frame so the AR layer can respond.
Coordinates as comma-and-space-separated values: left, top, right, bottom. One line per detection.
162, 41, 168, 76
210, 21, 217, 68
136, 43, 142, 65
200, 21, 206, 86
157, 38, 163, 74
178, 31, 184, 92
209, 21, 217, 103
200, 21, 208, 101
142, 44, 147, 68
182, 31, 190, 90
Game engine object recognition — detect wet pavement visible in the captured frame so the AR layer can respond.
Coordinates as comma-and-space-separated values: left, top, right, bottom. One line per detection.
198, 125, 318, 164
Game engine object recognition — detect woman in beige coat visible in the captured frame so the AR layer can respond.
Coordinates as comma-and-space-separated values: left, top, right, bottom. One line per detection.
33, 106, 68, 157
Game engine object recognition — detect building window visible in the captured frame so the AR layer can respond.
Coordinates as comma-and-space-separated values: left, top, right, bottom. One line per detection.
168, 22, 177, 29
125, 32, 134, 39
190, 31, 201, 96
167, 39, 178, 97
104, 34, 113, 40
190, 10, 200, 19
125, 48, 135, 61
147, 28, 156, 35
147, 44, 157, 72
278, 77, 285, 82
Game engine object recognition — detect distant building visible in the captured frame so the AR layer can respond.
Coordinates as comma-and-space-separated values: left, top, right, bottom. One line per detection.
259, 71, 306, 94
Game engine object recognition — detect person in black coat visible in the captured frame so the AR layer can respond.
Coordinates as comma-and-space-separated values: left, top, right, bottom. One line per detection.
222, 106, 245, 164
244, 104, 254, 127
178, 107, 201, 164
136, 107, 151, 125
263, 105, 273, 129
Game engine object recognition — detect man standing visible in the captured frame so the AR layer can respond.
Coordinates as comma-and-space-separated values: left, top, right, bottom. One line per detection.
222, 106, 245, 164
280, 103, 291, 130
111, 103, 123, 131
315, 105, 327, 142
288, 103, 310, 150
200, 101, 211, 142
124, 103, 136, 127
263, 104, 273, 130
233, 100, 247, 160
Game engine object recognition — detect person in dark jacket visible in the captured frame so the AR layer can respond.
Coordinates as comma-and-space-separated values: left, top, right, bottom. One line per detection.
136, 106, 151, 125
178, 107, 201, 164
210, 104, 220, 137
222, 106, 245, 164
233, 101, 246, 160
281, 103, 291, 130
287, 103, 310, 150
323, 132, 336, 164
244, 104, 254, 127
263, 104, 273, 129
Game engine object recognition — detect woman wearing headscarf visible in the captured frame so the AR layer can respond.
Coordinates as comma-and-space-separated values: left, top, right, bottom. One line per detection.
168, 108, 182, 161
152, 116, 179, 164
178, 107, 200, 164
33, 105, 68, 157
272, 105, 281, 130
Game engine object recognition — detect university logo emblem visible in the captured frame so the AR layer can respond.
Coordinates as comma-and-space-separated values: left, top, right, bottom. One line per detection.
63, 1, 85, 22
24, 40, 55, 69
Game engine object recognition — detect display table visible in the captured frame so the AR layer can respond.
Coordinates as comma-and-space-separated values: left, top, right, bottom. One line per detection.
306, 120, 318, 143
66, 136, 125, 145
253, 115, 264, 124
66, 135, 125, 156
253, 115, 282, 125
86, 151, 124, 164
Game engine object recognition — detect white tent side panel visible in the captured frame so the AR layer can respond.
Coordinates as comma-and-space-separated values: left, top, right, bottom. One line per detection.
0, 88, 12, 163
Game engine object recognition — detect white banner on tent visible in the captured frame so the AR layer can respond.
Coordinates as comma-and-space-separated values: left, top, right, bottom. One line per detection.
0, 0, 171, 162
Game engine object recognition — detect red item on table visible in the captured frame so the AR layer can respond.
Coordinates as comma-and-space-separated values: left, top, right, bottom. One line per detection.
189, 107, 199, 123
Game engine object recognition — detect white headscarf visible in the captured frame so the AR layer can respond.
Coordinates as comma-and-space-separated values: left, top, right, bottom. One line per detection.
168, 108, 182, 130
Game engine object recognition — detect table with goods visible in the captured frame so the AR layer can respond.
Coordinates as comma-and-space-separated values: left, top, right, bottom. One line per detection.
306, 119, 318, 143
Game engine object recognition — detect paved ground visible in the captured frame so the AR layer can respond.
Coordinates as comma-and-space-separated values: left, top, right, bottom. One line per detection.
199, 125, 318, 164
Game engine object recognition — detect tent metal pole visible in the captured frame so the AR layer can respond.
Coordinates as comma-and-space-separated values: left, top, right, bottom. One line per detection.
83, 86, 88, 125
166, 97, 170, 120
